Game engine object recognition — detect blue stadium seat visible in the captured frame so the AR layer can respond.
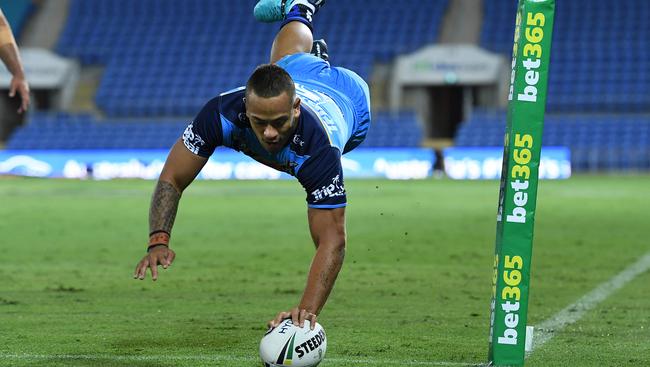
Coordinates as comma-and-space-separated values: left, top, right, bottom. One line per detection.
481, 0, 650, 113
361, 110, 423, 148
57, 0, 448, 117
6, 110, 424, 150
455, 110, 650, 171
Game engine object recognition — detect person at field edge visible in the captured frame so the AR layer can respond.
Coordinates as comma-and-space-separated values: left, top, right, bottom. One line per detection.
133, 0, 371, 330
0, 8, 30, 114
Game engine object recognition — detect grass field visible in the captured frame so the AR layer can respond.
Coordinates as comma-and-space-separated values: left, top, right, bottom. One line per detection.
1, 175, 649, 367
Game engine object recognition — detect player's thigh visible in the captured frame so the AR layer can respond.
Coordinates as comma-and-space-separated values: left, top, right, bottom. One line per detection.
276, 53, 328, 77
332, 67, 371, 153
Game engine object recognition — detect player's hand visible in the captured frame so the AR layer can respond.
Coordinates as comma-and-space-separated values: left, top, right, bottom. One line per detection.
133, 246, 176, 281
268, 307, 317, 330
9, 75, 29, 114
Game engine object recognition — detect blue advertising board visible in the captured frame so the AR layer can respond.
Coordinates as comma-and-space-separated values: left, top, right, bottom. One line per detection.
444, 147, 571, 179
0, 148, 436, 180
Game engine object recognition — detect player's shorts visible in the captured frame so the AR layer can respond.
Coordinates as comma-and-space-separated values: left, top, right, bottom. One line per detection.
277, 53, 371, 154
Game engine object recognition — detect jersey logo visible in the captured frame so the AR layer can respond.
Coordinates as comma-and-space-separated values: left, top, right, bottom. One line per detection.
294, 83, 345, 148
311, 174, 345, 202
237, 112, 250, 127
182, 122, 205, 154
292, 134, 305, 147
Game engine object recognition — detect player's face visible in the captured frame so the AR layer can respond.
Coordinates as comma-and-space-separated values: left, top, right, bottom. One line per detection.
246, 91, 301, 154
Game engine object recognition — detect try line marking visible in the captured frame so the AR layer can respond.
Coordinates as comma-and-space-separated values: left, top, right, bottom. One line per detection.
528, 251, 650, 354
0, 353, 480, 366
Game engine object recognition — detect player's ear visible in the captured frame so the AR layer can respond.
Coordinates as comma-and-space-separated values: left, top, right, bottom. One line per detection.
293, 97, 301, 117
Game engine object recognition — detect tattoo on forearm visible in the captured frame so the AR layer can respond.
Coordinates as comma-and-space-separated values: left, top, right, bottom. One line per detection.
149, 180, 181, 235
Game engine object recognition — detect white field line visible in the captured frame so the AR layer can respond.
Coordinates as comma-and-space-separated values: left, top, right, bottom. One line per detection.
0, 353, 481, 366
529, 251, 650, 354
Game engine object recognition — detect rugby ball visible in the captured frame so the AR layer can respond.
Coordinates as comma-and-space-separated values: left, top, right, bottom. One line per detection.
259, 319, 327, 367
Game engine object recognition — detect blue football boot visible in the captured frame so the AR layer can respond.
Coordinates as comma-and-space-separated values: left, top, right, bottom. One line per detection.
254, 0, 325, 23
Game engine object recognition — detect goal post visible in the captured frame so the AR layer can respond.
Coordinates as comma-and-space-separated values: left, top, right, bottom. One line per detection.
488, 0, 556, 365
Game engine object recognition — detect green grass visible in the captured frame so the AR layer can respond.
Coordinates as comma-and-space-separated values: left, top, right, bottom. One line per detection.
0, 175, 649, 366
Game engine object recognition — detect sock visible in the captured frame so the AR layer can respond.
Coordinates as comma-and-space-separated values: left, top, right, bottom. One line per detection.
281, 4, 315, 31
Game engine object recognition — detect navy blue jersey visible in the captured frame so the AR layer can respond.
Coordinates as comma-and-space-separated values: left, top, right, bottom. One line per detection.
182, 86, 348, 208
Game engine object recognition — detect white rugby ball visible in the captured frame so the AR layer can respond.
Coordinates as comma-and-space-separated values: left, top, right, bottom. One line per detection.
259, 319, 327, 367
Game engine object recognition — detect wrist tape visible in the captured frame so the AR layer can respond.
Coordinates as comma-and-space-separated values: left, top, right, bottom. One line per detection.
147, 231, 170, 251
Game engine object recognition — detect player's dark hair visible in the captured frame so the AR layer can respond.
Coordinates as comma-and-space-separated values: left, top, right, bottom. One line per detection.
245, 64, 295, 103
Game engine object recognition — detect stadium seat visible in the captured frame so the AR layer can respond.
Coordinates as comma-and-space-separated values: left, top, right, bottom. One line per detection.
481, 0, 650, 113
56, 0, 448, 117
455, 110, 650, 171
6, 110, 424, 150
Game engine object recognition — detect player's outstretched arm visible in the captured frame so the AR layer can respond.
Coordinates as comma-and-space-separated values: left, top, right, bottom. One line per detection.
134, 138, 208, 281
0, 9, 29, 113
269, 207, 346, 329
